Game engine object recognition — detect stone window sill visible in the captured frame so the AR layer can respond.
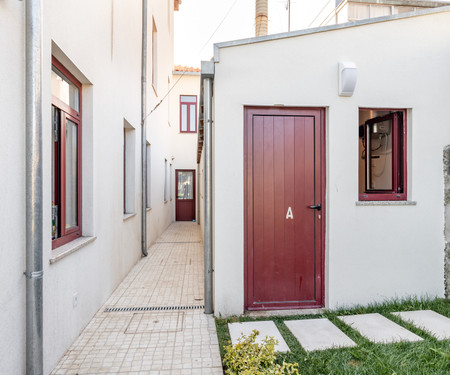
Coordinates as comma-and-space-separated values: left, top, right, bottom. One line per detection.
123, 213, 137, 221
50, 236, 97, 264
356, 201, 417, 206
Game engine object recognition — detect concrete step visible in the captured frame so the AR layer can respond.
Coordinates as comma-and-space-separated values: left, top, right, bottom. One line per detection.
285, 318, 357, 352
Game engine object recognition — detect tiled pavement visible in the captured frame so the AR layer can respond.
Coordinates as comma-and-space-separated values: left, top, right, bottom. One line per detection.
51, 222, 223, 375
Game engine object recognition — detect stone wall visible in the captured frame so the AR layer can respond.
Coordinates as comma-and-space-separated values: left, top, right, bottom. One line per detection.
444, 145, 450, 298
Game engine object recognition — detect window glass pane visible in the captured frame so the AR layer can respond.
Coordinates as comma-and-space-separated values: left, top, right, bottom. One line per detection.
170, 164, 173, 200
189, 104, 196, 132
366, 119, 392, 190
66, 118, 78, 229
180, 95, 196, 103
177, 171, 193, 200
51, 66, 79, 111
370, 4, 391, 18
348, 4, 369, 20
146, 144, 151, 209
181, 104, 188, 131
394, 6, 415, 14
164, 160, 168, 202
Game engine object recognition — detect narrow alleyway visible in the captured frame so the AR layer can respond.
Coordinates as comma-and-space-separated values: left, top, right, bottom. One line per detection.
51, 222, 223, 375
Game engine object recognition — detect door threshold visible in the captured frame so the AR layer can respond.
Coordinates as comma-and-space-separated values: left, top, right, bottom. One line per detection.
244, 308, 325, 318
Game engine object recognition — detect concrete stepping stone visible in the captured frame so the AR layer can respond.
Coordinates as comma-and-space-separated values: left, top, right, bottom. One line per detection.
338, 313, 423, 344
228, 321, 289, 352
285, 318, 357, 351
392, 310, 450, 340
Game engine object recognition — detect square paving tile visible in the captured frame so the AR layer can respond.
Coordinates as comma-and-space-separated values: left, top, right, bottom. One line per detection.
125, 312, 184, 334
392, 310, 450, 340
284, 318, 357, 351
228, 321, 289, 352
338, 313, 423, 344
50, 223, 222, 375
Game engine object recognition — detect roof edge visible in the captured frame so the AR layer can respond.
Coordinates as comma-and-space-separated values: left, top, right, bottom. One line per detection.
213, 5, 450, 62
172, 71, 200, 76
353, 0, 450, 7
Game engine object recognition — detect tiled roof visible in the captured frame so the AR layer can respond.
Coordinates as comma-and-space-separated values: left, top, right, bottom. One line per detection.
174, 65, 201, 72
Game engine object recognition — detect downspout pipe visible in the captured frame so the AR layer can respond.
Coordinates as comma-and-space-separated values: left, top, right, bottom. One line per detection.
141, 0, 148, 256
202, 61, 214, 314
25, 0, 44, 374
197, 164, 200, 225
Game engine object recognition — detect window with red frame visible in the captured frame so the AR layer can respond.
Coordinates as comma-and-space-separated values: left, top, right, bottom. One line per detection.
51, 58, 82, 249
358, 109, 407, 201
180, 95, 197, 133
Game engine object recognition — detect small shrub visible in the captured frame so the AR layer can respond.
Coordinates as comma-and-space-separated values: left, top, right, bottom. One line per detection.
223, 330, 300, 375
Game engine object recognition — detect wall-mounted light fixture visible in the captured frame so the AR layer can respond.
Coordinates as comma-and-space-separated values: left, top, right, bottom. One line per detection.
338, 62, 357, 97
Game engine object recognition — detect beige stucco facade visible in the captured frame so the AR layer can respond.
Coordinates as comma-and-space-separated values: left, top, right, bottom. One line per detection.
0, 0, 180, 373
205, 7, 450, 316
169, 71, 201, 222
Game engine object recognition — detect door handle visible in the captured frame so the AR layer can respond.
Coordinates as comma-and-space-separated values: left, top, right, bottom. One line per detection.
308, 204, 321, 211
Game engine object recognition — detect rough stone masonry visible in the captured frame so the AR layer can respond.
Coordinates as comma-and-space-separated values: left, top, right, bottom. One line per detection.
444, 145, 450, 298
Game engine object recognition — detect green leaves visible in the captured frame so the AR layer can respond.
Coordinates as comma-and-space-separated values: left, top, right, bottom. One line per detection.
223, 330, 300, 375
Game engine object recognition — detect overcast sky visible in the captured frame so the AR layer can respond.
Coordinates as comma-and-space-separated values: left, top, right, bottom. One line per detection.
174, 0, 328, 67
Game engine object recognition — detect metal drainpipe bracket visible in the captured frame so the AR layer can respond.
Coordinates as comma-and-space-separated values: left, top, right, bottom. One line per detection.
24, 270, 44, 279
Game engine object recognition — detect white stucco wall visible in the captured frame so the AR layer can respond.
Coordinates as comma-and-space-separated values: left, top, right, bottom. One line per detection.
0, 1, 26, 372
146, 0, 177, 242
169, 72, 201, 221
0, 0, 177, 373
212, 9, 450, 316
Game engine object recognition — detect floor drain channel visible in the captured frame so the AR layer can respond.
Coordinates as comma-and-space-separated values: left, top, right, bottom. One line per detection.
104, 305, 205, 313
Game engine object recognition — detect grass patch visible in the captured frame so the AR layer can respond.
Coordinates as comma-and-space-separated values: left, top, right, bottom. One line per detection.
215, 297, 450, 374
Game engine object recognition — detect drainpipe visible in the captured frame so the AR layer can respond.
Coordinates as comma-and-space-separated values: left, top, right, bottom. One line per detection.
202, 61, 214, 314
141, 0, 148, 256
197, 164, 200, 225
25, 0, 43, 374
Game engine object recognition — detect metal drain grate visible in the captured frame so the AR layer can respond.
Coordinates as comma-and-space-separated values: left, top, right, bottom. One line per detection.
104, 305, 204, 313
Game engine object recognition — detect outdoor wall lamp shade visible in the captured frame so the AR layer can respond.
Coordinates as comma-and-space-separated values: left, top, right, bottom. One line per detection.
339, 62, 357, 97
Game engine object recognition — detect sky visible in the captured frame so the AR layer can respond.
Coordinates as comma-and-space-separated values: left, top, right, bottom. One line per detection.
174, 0, 329, 67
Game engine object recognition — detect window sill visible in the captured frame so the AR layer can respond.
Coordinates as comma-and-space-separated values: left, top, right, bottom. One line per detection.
123, 212, 137, 221
50, 236, 97, 264
355, 201, 417, 206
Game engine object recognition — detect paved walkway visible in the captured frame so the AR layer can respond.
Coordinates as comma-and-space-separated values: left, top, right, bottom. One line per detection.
52, 222, 223, 375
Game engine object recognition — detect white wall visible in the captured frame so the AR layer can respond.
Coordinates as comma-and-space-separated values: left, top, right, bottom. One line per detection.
212, 9, 450, 316
146, 0, 177, 242
0, 0, 177, 373
169, 72, 201, 220
0, 1, 26, 372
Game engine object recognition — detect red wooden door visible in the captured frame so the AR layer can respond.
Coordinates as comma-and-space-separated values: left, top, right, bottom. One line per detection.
176, 169, 196, 221
245, 107, 325, 310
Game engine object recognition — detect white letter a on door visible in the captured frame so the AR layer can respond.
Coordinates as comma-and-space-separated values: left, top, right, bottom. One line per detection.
286, 207, 294, 220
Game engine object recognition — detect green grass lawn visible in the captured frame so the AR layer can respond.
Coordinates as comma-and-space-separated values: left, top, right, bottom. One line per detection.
215, 298, 450, 375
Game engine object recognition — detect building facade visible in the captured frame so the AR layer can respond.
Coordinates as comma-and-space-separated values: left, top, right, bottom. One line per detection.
0, 0, 183, 373
198, 6, 450, 316
309, 0, 450, 27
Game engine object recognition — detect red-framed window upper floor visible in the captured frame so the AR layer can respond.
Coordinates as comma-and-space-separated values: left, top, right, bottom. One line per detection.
358, 108, 407, 201
180, 95, 197, 133
51, 57, 83, 249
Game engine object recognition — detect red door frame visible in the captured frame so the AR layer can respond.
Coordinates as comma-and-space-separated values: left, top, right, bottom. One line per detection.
175, 169, 196, 221
244, 106, 326, 310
